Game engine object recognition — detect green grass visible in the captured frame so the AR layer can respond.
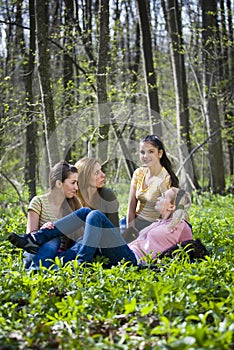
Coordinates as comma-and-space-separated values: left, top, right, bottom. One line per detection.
0, 192, 233, 349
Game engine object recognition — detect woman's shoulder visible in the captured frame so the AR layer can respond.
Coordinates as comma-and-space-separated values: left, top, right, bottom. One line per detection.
28, 193, 49, 210
98, 187, 118, 201
132, 167, 147, 179
176, 220, 193, 235
134, 166, 147, 174
161, 167, 170, 178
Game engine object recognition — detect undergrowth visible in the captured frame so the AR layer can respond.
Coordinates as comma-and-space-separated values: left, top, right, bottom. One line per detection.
0, 192, 233, 349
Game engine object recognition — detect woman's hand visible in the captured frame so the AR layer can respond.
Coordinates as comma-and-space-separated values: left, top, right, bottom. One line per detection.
40, 222, 55, 230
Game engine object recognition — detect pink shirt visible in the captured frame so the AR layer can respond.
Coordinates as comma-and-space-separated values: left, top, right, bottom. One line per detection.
128, 219, 192, 260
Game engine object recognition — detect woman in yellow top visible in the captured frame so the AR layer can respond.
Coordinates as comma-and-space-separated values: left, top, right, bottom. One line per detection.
127, 135, 179, 232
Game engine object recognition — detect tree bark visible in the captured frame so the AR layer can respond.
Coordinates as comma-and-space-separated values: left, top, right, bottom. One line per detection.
164, 0, 198, 192
224, 0, 234, 176
63, 0, 75, 162
96, 0, 110, 162
25, 0, 37, 199
34, 0, 60, 167
136, 0, 162, 136
201, 0, 225, 193
15, 0, 37, 200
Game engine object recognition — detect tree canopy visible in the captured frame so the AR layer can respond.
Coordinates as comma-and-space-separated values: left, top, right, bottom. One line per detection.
0, 0, 233, 198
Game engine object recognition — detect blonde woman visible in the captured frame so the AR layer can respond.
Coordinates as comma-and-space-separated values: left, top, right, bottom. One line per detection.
75, 157, 119, 228
9, 188, 193, 267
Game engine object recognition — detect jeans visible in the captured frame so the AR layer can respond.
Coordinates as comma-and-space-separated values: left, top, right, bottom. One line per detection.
24, 238, 61, 269
33, 207, 92, 245
25, 207, 92, 269
24, 238, 83, 270
31, 207, 137, 267
76, 210, 137, 266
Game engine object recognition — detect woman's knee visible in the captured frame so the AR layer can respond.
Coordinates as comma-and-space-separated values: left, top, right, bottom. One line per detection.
87, 210, 105, 221
74, 207, 92, 218
86, 210, 105, 227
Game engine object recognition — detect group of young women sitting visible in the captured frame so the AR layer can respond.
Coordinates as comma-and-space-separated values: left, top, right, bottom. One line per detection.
8, 135, 197, 270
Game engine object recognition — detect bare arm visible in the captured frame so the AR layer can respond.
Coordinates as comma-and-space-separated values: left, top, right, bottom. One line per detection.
126, 185, 137, 228
26, 210, 40, 234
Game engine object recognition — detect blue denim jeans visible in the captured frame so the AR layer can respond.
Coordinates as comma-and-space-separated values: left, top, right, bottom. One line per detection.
25, 207, 91, 269
29, 207, 137, 268
76, 210, 137, 266
33, 207, 92, 245
23, 238, 61, 269
24, 238, 83, 270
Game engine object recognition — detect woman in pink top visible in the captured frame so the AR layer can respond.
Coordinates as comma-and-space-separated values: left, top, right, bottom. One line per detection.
9, 187, 192, 267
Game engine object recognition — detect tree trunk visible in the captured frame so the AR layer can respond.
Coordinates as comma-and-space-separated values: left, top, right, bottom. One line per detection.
96, 0, 110, 162
63, 0, 75, 162
25, 0, 37, 199
15, 0, 37, 200
136, 0, 162, 137
34, 0, 59, 167
111, 116, 137, 179
224, 0, 234, 176
164, 0, 199, 192
201, 0, 225, 193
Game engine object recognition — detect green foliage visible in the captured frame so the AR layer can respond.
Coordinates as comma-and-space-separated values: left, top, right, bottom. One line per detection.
0, 193, 233, 349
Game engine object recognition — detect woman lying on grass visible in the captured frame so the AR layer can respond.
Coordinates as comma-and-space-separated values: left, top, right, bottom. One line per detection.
8, 188, 192, 267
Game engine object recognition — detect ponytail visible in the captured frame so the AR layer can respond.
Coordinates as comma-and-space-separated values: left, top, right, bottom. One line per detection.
168, 188, 191, 229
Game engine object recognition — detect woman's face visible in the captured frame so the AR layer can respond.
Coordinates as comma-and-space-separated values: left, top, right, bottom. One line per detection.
62, 172, 78, 198
155, 189, 174, 216
140, 141, 163, 168
89, 162, 105, 188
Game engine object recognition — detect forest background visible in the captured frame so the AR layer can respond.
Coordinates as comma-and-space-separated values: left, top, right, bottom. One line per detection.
0, 0, 233, 205
0, 1, 234, 349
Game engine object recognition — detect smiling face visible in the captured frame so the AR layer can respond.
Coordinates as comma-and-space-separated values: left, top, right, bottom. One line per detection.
89, 162, 105, 188
140, 141, 163, 168
155, 188, 175, 218
62, 172, 78, 199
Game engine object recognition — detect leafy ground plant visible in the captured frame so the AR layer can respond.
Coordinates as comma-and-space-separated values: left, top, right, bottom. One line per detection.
0, 193, 233, 349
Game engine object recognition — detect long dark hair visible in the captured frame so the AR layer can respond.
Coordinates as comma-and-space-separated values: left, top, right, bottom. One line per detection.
141, 135, 179, 187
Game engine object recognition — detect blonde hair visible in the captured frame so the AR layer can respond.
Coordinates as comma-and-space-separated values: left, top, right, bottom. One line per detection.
168, 187, 191, 229
75, 157, 100, 206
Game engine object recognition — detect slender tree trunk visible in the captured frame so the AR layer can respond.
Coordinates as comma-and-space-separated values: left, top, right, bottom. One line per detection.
164, 0, 199, 192
201, 0, 225, 193
136, 0, 162, 137
111, 116, 137, 179
34, 0, 59, 166
225, 0, 234, 176
15, 0, 37, 200
63, 0, 75, 162
96, 0, 110, 162
25, 0, 37, 199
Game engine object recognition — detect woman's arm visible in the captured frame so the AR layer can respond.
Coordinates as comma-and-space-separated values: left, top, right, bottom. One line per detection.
26, 210, 40, 234
100, 188, 120, 229
126, 185, 137, 228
